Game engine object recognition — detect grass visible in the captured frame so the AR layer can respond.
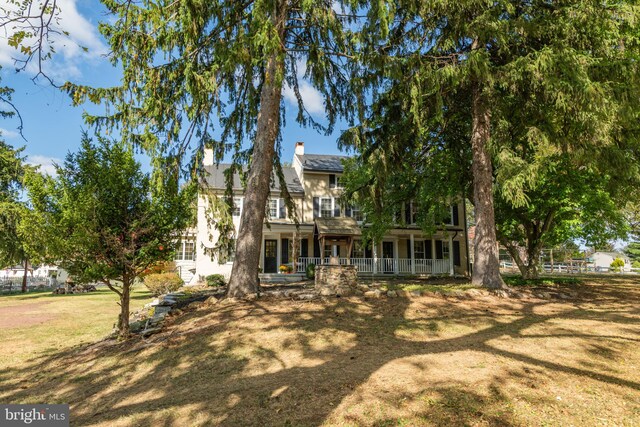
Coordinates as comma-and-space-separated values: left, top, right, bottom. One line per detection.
503, 275, 583, 287
0, 287, 153, 370
380, 281, 477, 294
0, 277, 639, 426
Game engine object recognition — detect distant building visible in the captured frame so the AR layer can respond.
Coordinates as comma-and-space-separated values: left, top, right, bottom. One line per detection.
588, 252, 631, 272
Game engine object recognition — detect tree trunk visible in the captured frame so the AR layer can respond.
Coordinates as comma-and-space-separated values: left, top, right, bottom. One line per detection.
470, 80, 505, 289
21, 258, 29, 293
227, 3, 286, 298
118, 279, 131, 338
522, 253, 540, 280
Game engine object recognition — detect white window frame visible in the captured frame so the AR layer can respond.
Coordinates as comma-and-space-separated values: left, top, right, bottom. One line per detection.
267, 198, 279, 219
175, 238, 196, 261
320, 197, 334, 218
447, 205, 455, 226
232, 197, 243, 217
410, 202, 417, 225
335, 175, 343, 189
351, 204, 364, 222
442, 240, 450, 260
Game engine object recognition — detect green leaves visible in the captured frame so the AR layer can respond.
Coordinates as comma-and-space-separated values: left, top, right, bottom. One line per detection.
27, 132, 192, 286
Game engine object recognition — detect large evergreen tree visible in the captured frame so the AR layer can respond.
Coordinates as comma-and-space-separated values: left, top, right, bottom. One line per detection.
64, 0, 369, 297
342, 0, 639, 287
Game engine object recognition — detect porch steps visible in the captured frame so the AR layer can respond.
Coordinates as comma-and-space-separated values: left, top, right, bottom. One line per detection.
259, 273, 307, 283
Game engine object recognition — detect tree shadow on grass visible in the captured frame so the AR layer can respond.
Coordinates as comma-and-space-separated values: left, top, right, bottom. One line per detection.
0, 280, 639, 426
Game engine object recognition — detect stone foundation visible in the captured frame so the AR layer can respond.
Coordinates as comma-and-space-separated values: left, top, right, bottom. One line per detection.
315, 264, 358, 296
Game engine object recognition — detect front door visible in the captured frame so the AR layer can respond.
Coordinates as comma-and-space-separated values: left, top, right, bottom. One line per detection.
264, 240, 278, 273
382, 241, 395, 273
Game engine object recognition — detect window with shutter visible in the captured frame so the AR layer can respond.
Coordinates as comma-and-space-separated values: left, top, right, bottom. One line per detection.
320, 197, 333, 217
329, 174, 336, 188
313, 197, 320, 218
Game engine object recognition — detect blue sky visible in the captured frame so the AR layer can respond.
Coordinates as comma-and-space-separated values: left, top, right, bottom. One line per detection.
0, 0, 349, 175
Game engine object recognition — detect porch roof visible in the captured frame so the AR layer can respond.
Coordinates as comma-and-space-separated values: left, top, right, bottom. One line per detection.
314, 217, 361, 238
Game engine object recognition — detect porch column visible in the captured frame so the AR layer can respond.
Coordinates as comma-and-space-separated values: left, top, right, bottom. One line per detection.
276, 233, 282, 270
259, 237, 265, 272
373, 243, 378, 274
448, 234, 454, 276
393, 239, 399, 274
431, 239, 437, 273
410, 234, 415, 274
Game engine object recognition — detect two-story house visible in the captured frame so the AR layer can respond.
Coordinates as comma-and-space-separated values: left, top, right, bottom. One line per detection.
178, 142, 470, 284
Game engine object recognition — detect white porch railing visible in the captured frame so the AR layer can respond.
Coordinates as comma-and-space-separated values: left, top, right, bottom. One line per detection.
297, 257, 452, 275
296, 257, 322, 273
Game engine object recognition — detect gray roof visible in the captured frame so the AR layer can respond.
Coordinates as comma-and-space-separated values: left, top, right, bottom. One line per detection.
315, 217, 361, 237
298, 154, 347, 172
203, 164, 304, 194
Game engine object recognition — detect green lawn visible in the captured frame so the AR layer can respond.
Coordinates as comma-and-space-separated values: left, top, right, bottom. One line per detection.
0, 287, 153, 370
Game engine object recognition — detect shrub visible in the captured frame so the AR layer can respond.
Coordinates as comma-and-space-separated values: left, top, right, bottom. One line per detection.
633, 260, 640, 269
206, 274, 226, 287
610, 258, 625, 273
306, 263, 316, 279
142, 261, 176, 276
144, 273, 183, 296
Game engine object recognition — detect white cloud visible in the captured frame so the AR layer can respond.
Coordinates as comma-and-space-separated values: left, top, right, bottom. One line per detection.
26, 155, 61, 176
0, 0, 107, 81
283, 81, 325, 116
0, 127, 19, 139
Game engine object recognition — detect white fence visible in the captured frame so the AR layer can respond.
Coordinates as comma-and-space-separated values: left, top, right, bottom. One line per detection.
0, 277, 57, 293
297, 257, 452, 275
499, 261, 640, 275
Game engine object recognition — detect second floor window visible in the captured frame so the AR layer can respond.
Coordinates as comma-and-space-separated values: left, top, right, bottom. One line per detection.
268, 199, 279, 218
232, 197, 242, 217
320, 197, 333, 217
351, 205, 364, 222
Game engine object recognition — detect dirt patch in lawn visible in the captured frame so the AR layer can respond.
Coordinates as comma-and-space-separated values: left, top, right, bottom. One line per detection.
1, 278, 639, 426
0, 301, 56, 329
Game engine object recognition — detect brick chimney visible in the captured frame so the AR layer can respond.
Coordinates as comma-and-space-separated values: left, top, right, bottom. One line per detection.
203, 146, 214, 166
295, 141, 305, 156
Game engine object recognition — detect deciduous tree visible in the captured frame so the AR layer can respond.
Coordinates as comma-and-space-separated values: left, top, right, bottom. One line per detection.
28, 133, 191, 338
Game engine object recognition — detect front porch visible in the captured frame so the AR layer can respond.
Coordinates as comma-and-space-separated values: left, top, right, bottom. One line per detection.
259, 217, 460, 277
